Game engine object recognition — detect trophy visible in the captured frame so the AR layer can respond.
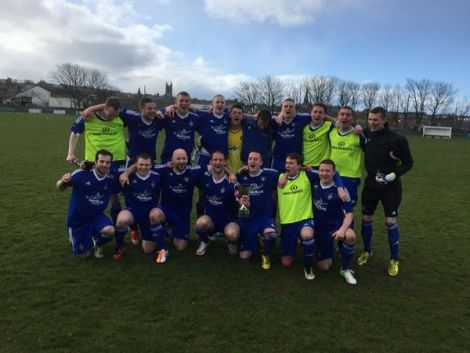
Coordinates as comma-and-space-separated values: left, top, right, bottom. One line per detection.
237, 184, 251, 218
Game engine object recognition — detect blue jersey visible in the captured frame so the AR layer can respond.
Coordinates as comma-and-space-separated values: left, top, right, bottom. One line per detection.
119, 109, 162, 161
236, 168, 279, 221
197, 111, 230, 155
155, 165, 204, 214
241, 119, 273, 164
66, 169, 115, 226
201, 172, 237, 220
312, 181, 353, 230
160, 111, 200, 162
272, 114, 310, 161
123, 171, 161, 215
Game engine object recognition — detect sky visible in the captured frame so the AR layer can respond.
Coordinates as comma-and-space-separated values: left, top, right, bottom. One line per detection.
0, 0, 469, 100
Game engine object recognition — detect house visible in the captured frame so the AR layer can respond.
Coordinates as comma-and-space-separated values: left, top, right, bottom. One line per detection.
6, 82, 75, 108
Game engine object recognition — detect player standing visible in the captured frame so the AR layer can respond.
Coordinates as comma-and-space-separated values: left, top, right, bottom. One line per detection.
357, 106, 414, 276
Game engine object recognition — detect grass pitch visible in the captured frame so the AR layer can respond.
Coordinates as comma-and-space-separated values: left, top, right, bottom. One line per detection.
0, 113, 469, 353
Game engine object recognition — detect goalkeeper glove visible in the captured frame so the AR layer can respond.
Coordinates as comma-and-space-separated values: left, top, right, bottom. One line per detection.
375, 172, 396, 184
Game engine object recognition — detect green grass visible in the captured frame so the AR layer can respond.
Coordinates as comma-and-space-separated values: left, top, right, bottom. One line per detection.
1, 112, 469, 353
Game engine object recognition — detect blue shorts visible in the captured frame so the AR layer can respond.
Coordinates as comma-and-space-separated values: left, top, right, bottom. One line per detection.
127, 208, 155, 241
239, 217, 275, 252
206, 213, 236, 234
161, 205, 190, 240
67, 214, 112, 255
315, 222, 341, 260
342, 177, 360, 207
280, 219, 314, 256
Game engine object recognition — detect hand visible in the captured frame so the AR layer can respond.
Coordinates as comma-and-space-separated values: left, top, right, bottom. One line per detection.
239, 195, 250, 208
164, 105, 176, 118
353, 124, 363, 135
274, 113, 284, 125
277, 174, 288, 189
61, 173, 72, 184
337, 187, 348, 202
237, 165, 249, 174
228, 173, 237, 184
66, 153, 77, 164
375, 172, 396, 184
331, 228, 346, 240
156, 111, 165, 120
119, 172, 130, 186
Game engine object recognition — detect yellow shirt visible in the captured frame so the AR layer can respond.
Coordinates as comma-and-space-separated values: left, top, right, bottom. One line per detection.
227, 128, 243, 173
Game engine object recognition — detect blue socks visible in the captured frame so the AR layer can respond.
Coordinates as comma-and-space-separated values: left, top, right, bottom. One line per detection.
115, 226, 127, 248
302, 238, 315, 271
361, 220, 373, 253
386, 223, 400, 260
341, 243, 355, 271
150, 223, 167, 250
262, 232, 276, 255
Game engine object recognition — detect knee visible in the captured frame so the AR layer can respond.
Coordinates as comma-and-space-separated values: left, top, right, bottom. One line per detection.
174, 239, 188, 251
317, 259, 332, 272
195, 216, 210, 231
149, 209, 164, 224
239, 250, 251, 260
102, 226, 115, 237
362, 215, 373, 223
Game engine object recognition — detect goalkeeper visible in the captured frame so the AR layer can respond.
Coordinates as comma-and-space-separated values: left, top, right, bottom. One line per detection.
357, 106, 413, 277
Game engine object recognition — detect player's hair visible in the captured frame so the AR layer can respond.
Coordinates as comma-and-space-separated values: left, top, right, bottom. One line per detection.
230, 103, 244, 112
139, 97, 155, 109
95, 149, 113, 161
248, 150, 263, 161
210, 150, 226, 160
286, 152, 303, 166
282, 98, 295, 105
319, 159, 336, 171
135, 152, 152, 161
212, 94, 225, 102
257, 109, 272, 121
105, 96, 121, 111
312, 102, 327, 113
176, 91, 191, 99
370, 106, 387, 119
339, 105, 354, 114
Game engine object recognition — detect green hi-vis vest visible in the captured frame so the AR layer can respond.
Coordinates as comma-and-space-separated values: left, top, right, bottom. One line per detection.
84, 115, 126, 162
302, 120, 332, 167
277, 171, 313, 224
329, 129, 364, 178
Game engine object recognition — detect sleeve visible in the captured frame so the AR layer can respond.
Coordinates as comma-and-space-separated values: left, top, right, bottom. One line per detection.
341, 198, 353, 214
306, 170, 320, 184
297, 113, 311, 126
359, 133, 367, 151
395, 136, 414, 177
119, 108, 139, 126
70, 116, 85, 134
333, 171, 344, 188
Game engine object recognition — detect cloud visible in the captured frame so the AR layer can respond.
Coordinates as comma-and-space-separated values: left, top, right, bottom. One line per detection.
0, 0, 249, 98
203, 0, 375, 26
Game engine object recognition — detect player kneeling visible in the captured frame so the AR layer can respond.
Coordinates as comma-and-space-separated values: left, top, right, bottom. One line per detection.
314, 160, 357, 285
57, 150, 116, 259
195, 151, 240, 256
114, 153, 167, 263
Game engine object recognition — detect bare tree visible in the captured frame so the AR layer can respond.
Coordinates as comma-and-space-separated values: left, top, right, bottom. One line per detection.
361, 82, 381, 112
305, 75, 337, 106
453, 97, 470, 129
406, 78, 432, 127
283, 80, 304, 110
234, 80, 259, 113
336, 80, 360, 109
379, 84, 394, 112
429, 81, 457, 124
52, 63, 111, 109
258, 75, 284, 113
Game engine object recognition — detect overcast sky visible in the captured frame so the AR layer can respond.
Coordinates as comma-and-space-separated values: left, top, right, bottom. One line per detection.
1, 0, 468, 100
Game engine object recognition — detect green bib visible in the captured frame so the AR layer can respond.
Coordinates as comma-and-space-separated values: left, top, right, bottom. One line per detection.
302, 120, 332, 167
329, 129, 363, 178
277, 171, 313, 224
84, 115, 126, 161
